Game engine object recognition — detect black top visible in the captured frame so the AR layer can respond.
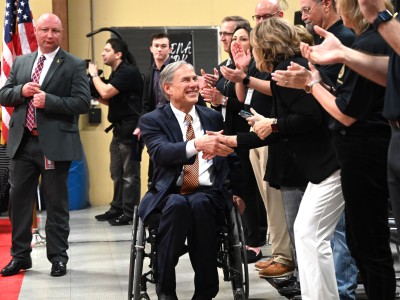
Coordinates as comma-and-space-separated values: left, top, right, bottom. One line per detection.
243, 58, 273, 116
332, 26, 392, 131
383, 15, 400, 120
238, 56, 339, 185
215, 59, 249, 135
108, 60, 143, 124
141, 56, 177, 115
316, 19, 355, 83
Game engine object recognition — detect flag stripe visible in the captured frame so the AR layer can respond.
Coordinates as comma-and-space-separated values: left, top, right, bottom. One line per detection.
1, 0, 37, 144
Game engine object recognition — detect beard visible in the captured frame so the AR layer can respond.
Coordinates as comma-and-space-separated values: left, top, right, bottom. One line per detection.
305, 22, 316, 35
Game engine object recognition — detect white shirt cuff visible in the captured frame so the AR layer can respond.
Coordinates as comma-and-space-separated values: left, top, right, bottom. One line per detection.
186, 140, 198, 159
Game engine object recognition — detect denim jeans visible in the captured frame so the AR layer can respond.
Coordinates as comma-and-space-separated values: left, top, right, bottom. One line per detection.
331, 212, 358, 300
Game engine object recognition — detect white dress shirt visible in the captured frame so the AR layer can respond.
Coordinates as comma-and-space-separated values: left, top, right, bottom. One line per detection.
170, 104, 215, 187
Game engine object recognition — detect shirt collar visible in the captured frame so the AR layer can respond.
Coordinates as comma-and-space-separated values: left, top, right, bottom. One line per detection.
170, 103, 198, 126
38, 47, 60, 61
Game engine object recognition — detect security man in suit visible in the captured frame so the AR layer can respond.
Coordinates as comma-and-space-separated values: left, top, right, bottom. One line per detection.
138, 61, 241, 300
0, 13, 90, 277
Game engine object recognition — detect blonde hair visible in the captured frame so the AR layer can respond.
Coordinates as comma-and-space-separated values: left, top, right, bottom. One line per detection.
337, 0, 394, 35
294, 25, 314, 45
251, 18, 301, 72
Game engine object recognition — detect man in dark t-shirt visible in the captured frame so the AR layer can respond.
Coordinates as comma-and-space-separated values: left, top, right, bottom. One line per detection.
89, 38, 143, 225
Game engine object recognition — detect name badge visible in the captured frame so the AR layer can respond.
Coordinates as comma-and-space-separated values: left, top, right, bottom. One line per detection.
44, 156, 55, 170
244, 88, 254, 105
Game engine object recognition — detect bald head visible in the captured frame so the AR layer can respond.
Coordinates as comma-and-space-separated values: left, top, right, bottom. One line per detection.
35, 13, 63, 54
37, 13, 62, 29
254, 0, 286, 24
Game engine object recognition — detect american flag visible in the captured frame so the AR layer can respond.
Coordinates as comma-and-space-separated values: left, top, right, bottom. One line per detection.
1, 0, 37, 144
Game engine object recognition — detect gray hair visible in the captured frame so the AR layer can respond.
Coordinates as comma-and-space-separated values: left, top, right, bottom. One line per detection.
159, 60, 194, 100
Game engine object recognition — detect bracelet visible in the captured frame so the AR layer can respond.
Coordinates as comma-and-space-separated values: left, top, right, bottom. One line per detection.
329, 85, 337, 95
91, 73, 98, 78
304, 79, 321, 94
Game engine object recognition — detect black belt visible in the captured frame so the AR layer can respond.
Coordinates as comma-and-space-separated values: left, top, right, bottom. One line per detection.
25, 128, 38, 136
389, 119, 400, 129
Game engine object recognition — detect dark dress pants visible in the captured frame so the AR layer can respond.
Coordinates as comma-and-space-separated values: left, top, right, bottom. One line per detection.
156, 188, 225, 300
9, 134, 71, 263
333, 129, 396, 300
388, 129, 400, 242
109, 135, 141, 217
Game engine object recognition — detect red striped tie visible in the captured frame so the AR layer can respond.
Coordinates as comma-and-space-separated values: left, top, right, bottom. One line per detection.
26, 55, 46, 131
180, 114, 199, 195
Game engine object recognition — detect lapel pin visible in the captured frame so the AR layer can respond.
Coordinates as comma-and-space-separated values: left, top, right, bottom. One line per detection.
57, 59, 60, 63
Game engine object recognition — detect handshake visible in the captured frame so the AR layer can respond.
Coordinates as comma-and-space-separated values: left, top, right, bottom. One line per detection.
193, 130, 237, 160
195, 107, 276, 160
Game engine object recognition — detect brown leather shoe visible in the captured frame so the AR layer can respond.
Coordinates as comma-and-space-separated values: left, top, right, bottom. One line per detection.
255, 257, 274, 271
259, 261, 295, 278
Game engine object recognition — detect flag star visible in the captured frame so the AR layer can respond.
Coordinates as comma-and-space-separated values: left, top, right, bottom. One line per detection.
17, 8, 22, 14
20, 1, 25, 7
5, 19, 8, 25
6, 2, 10, 8
23, 14, 28, 20
5, 11, 9, 17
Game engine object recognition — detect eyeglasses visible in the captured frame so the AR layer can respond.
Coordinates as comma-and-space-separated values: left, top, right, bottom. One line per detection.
219, 31, 234, 37
252, 10, 280, 21
299, 1, 321, 16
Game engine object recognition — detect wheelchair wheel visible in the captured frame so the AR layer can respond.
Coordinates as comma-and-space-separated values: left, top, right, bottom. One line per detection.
128, 206, 146, 300
229, 206, 249, 299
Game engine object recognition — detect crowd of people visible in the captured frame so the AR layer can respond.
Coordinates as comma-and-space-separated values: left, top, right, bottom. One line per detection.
1, 0, 400, 299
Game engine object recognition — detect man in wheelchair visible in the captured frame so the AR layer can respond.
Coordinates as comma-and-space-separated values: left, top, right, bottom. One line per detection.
138, 61, 243, 300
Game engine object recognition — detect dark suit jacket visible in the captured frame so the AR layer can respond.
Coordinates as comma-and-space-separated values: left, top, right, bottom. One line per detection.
141, 57, 177, 115
138, 103, 241, 220
0, 49, 91, 161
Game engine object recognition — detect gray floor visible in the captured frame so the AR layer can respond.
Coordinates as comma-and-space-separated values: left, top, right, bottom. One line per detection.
14, 206, 286, 300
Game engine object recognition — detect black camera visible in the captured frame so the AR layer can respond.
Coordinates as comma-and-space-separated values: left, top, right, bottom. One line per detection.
85, 59, 107, 99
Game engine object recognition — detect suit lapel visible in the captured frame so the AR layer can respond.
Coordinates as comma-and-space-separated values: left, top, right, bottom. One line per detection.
25, 53, 38, 82
196, 106, 218, 133
164, 104, 184, 142
41, 49, 64, 90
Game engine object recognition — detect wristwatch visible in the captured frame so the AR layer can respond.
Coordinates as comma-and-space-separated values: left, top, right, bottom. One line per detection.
271, 118, 279, 132
242, 75, 250, 86
372, 10, 393, 30
305, 79, 321, 94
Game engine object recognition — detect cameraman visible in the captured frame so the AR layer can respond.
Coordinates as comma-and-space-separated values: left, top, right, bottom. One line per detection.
88, 38, 143, 225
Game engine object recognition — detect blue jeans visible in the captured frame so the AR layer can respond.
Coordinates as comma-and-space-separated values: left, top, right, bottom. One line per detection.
331, 212, 358, 300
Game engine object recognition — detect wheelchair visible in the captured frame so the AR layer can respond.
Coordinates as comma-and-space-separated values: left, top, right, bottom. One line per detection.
128, 204, 249, 300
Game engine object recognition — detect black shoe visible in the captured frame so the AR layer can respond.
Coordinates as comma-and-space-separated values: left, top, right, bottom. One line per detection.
273, 274, 297, 288
50, 261, 67, 277
246, 249, 263, 263
1, 259, 32, 276
95, 210, 121, 221
108, 213, 132, 226
278, 281, 301, 297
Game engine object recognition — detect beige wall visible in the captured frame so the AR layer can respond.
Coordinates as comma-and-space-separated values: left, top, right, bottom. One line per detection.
1, 0, 301, 207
